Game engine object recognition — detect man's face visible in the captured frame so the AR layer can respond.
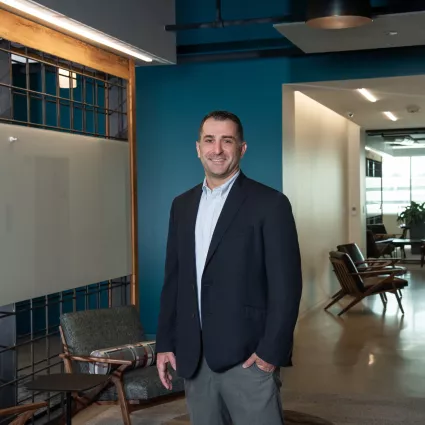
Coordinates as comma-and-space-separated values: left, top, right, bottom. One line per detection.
196, 118, 247, 180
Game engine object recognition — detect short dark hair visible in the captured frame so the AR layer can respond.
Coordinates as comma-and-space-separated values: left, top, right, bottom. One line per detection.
199, 110, 244, 141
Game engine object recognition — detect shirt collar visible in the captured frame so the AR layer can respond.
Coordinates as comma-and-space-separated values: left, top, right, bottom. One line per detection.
202, 170, 240, 197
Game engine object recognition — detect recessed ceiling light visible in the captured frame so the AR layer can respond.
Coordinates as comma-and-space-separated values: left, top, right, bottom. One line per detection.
383, 111, 398, 121
388, 31, 398, 36
357, 88, 377, 103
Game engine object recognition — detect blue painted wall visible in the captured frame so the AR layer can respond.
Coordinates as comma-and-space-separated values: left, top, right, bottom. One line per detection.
136, 46, 425, 335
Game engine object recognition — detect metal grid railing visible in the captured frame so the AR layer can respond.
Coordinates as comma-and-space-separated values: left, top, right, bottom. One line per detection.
0, 38, 127, 141
0, 36, 132, 424
0, 277, 131, 424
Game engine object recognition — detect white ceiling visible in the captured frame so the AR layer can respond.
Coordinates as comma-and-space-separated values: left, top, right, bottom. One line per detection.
289, 75, 425, 130
289, 75, 425, 156
274, 11, 425, 54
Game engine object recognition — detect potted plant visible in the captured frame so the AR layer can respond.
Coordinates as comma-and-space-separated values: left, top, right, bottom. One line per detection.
397, 201, 425, 254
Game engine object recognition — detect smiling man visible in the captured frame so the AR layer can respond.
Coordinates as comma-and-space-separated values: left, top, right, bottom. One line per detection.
156, 110, 303, 425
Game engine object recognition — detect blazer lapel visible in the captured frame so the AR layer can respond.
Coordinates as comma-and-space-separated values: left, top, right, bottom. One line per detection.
204, 172, 249, 270
184, 183, 203, 281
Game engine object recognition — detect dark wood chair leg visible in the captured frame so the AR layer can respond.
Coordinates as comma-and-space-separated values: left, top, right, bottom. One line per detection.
324, 292, 346, 310
331, 289, 343, 299
379, 293, 387, 306
394, 291, 405, 315
338, 297, 364, 316
112, 375, 131, 425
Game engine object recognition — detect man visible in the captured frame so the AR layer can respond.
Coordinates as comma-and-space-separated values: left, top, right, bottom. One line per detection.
156, 110, 302, 425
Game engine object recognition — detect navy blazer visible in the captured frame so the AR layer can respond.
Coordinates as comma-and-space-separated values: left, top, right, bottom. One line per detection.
156, 172, 303, 379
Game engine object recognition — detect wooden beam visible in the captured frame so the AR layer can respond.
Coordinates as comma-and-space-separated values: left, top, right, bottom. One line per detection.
127, 59, 139, 308
0, 8, 129, 80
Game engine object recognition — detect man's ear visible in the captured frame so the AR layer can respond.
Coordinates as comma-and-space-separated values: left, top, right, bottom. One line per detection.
196, 141, 201, 158
240, 141, 247, 158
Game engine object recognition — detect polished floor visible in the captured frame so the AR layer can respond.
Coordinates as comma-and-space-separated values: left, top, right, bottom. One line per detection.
73, 263, 425, 424
282, 263, 425, 399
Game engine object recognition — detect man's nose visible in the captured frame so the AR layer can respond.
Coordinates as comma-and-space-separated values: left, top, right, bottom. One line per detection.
213, 141, 223, 154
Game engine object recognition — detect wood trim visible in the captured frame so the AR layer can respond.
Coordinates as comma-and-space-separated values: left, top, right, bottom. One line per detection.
128, 59, 139, 308
0, 8, 129, 79
0, 402, 47, 417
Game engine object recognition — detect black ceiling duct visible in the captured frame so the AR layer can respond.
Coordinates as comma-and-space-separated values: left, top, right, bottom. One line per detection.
306, 0, 372, 29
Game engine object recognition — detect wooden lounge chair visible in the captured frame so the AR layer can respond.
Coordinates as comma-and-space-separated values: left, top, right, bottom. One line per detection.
0, 402, 48, 425
326, 251, 408, 316
58, 305, 184, 425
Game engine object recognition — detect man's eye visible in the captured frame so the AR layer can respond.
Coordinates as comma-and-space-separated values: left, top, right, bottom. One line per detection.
224, 139, 233, 144
205, 139, 213, 143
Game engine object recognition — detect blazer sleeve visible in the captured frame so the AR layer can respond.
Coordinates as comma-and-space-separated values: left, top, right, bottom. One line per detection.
156, 199, 179, 354
255, 193, 302, 367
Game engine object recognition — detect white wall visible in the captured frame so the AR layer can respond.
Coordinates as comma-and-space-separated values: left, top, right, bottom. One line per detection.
0, 123, 131, 306
36, 0, 176, 64
383, 214, 403, 235
282, 89, 364, 316
348, 126, 366, 250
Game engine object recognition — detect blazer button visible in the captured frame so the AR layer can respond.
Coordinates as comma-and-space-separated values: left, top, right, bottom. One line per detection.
192, 313, 196, 319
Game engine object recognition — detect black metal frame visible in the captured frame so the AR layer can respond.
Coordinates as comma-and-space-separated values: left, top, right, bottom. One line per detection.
0, 39, 127, 141
0, 277, 131, 425
166, 0, 425, 32
167, 1, 425, 63
0, 36, 131, 424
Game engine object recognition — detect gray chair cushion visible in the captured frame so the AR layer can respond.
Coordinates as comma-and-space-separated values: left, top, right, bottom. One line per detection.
60, 305, 185, 400
98, 365, 184, 401
60, 305, 146, 373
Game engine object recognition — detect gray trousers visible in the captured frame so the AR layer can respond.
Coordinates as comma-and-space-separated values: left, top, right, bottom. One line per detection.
184, 357, 284, 425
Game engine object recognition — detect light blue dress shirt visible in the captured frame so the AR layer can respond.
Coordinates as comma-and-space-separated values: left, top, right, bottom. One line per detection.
195, 170, 240, 322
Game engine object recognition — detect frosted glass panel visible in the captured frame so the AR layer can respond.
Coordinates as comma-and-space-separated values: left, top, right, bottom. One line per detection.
0, 122, 131, 306
382, 156, 411, 215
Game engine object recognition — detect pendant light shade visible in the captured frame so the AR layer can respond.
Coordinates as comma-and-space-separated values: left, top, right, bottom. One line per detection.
306, 0, 372, 30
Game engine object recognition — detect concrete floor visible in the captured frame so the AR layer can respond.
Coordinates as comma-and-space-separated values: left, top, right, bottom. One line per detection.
282, 264, 425, 399
72, 263, 425, 424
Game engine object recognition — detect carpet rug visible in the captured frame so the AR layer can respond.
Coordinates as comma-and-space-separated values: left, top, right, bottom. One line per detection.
84, 391, 425, 425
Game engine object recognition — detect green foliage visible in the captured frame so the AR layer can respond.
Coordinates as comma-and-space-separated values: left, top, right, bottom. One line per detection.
397, 201, 425, 225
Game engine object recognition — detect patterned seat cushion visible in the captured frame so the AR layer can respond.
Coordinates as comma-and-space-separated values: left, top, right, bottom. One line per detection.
89, 341, 156, 374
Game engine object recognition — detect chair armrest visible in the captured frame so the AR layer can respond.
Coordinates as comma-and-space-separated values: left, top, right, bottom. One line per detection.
361, 273, 398, 293
59, 353, 133, 366
352, 270, 398, 278
0, 402, 48, 417
363, 258, 400, 263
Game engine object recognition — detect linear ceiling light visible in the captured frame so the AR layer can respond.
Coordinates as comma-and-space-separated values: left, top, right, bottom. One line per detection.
357, 88, 377, 103
0, 0, 153, 62
392, 145, 425, 149
306, 0, 373, 30
383, 111, 398, 121
365, 146, 392, 158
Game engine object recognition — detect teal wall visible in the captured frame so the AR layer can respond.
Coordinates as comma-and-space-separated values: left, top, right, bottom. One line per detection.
136, 46, 425, 335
